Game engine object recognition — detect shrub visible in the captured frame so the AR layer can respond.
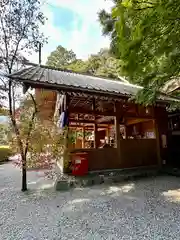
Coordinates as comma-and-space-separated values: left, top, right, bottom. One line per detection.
0, 146, 11, 162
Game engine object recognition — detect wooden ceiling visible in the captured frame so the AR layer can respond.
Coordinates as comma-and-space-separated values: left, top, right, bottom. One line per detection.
68, 94, 154, 126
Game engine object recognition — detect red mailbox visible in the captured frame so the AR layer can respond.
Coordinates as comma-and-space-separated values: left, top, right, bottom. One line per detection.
71, 152, 88, 176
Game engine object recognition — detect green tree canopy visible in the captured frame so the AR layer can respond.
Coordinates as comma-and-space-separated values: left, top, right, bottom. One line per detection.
99, 0, 180, 104
46, 46, 123, 79
46, 45, 77, 68
66, 59, 88, 73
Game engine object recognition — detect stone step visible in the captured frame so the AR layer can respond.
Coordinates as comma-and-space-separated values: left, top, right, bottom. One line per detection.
55, 167, 159, 191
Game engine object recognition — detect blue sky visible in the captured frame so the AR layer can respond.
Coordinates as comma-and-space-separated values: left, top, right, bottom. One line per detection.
0, 116, 8, 123
49, 5, 77, 31
27, 0, 113, 64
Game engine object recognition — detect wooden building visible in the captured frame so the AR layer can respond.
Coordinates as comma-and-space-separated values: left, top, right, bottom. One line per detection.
162, 78, 180, 167
9, 65, 180, 172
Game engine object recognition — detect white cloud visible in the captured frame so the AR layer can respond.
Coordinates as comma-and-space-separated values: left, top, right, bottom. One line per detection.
26, 0, 113, 64
24, 3, 64, 64
48, 0, 113, 59
48, 0, 112, 18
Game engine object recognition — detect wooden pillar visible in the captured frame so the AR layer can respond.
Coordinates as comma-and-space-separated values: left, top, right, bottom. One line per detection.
64, 94, 69, 149
107, 125, 110, 144
82, 126, 85, 148
124, 125, 127, 139
154, 120, 161, 167
75, 127, 77, 146
115, 116, 121, 148
93, 98, 98, 148
94, 124, 98, 148
62, 94, 70, 173
114, 102, 121, 161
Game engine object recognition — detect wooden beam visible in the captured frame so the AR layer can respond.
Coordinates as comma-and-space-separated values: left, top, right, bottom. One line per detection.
126, 118, 152, 126
154, 120, 161, 167
75, 127, 77, 145
107, 125, 110, 144
93, 98, 98, 148
23, 83, 30, 94
69, 122, 110, 128
125, 112, 154, 119
114, 102, 121, 161
124, 125, 127, 139
69, 119, 95, 124
82, 126, 85, 148
69, 118, 114, 125
69, 106, 116, 117
96, 116, 114, 123
69, 106, 155, 119
64, 94, 70, 149
70, 127, 93, 130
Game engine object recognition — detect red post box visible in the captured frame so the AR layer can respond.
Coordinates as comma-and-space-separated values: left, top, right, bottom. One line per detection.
71, 152, 88, 176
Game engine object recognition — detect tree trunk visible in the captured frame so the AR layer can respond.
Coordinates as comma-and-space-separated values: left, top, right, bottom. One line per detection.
21, 156, 27, 191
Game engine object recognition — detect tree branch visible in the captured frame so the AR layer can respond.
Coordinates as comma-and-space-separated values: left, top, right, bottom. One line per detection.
135, 6, 154, 10
0, 17, 10, 72
8, 79, 24, 157
24, 93, 38, 158
134, 0, 154, 4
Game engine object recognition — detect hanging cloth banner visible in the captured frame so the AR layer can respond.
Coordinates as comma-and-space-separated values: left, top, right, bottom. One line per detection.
57, 110, 69, 129
54, 93, 61, 122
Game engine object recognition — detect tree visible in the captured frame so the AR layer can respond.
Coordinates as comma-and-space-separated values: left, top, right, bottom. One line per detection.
66, 59, 88, 73
98, 8, 119, 55
67, 48, 123, 78
99, 0, 180, 104
0, 0, 46, 191
46, 46, 123, 79
46, 45, 77, 68
11, 96, 66, 177
85, 48, 122, 78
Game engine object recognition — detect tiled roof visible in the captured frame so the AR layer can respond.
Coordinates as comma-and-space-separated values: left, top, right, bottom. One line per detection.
8, 65, 180, 102
9, 66, 142, 97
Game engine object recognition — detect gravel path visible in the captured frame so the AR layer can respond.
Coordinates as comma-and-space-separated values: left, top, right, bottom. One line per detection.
1, 162, 180, 239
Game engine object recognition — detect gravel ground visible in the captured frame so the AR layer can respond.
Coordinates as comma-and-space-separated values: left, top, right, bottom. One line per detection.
1, 162, 180, 239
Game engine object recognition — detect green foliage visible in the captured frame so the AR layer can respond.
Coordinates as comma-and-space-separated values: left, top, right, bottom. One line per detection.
11, 96, 65, 156
0, 123, 9, 145
99, 0, 180, 104
46, 45, 77, 68
9, 95, 75, 171
0, 146, 11, 162
0, 0, 46, 73
0, 124, 9, 145
85, 48, 122, 78
0, 108, 8, 116
47, 46, 123, 79
66, 59, 88, 73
